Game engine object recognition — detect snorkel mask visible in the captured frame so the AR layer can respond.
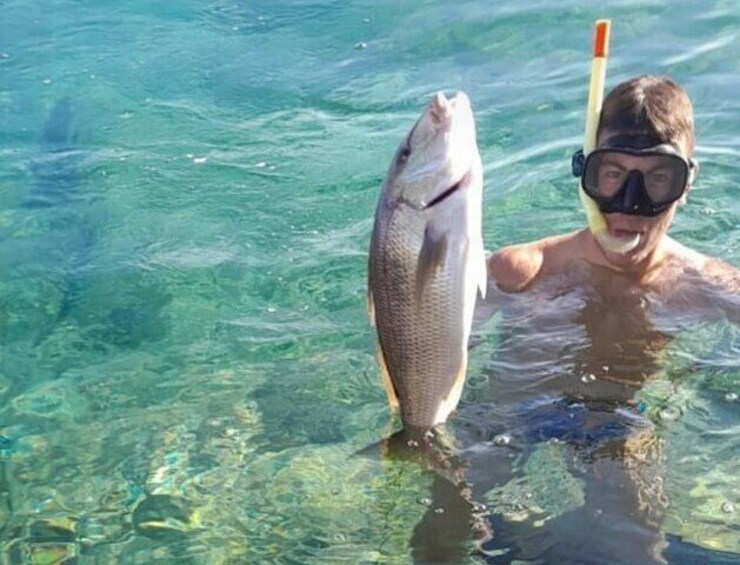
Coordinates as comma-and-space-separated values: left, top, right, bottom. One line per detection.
572, 134, 696, 217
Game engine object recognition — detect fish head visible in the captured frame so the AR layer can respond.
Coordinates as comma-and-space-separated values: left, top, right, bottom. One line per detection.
385, 91, 478, 210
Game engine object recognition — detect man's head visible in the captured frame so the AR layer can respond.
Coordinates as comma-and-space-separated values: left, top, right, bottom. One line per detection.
586, 76, 698, 270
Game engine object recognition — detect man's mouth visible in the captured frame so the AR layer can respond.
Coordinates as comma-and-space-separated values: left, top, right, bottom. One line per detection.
607, 219, 647, 239
609, 227, 642, 239
597, 221, 644, 255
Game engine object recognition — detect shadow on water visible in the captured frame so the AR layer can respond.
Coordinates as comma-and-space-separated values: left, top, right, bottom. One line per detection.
356, 425, 495, 564
400, 265, 737, 564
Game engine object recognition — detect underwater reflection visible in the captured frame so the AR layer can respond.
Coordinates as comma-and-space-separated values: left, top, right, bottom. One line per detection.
404, 262, 733, 564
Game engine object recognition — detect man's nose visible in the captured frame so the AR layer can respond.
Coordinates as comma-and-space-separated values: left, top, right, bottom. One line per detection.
621, 171, 643, 213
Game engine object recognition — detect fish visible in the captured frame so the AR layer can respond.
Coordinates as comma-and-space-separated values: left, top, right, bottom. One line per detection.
367, 91, 486, 431
26, 99, 79, 208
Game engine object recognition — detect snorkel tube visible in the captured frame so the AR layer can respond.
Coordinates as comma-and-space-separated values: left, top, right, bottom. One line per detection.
580, 20, 640, 254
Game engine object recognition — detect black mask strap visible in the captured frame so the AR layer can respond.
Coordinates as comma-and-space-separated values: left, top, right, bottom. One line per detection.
602, 133, 664, 150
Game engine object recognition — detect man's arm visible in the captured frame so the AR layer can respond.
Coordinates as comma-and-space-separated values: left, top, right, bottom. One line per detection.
487, 243, 545, 293
487, 230, 585, 294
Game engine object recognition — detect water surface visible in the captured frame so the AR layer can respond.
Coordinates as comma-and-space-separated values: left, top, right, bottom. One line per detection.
0, 0, 738, 563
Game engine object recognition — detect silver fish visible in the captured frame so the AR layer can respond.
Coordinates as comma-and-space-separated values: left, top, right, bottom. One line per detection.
367, 91, 486, 430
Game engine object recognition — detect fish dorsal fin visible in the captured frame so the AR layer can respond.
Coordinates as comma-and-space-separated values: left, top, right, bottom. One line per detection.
416, 226, 448, 302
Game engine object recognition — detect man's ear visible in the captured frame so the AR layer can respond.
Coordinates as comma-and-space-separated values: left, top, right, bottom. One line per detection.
680, 158, 699, 204
688, 158, 700, 186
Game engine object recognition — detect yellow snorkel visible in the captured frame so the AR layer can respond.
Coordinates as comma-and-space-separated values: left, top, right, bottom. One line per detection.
580, 20, 640, 254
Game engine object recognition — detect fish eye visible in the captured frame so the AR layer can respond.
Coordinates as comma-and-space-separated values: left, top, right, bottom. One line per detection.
400, 146, 411, 160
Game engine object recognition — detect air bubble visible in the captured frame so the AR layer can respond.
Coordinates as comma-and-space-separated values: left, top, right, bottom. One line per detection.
658, 406, 680, 422
492, 434, 511, 447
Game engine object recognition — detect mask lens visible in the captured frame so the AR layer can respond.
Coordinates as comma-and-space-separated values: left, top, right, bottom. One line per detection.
582, 150, 689, 205
641, 154, 689, 203
583, 152, 627, 198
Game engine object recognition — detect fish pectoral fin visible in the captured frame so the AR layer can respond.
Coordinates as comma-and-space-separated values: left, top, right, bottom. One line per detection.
416, 227, 448, 302
377, 347, 400, 411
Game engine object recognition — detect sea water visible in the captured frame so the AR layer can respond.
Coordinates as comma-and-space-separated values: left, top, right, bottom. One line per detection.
0, 1, 738, 563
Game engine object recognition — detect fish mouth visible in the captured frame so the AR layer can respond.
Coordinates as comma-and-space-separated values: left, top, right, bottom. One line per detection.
425, 169, 470, 209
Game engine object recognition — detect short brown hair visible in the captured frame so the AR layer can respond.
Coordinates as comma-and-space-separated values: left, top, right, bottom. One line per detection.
598, 75, 695, 154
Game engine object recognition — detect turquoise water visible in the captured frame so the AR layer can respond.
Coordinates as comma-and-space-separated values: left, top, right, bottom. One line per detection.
0, 1, 738, 563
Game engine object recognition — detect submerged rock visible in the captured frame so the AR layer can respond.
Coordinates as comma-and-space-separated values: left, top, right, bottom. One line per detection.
484, 441, 585, 525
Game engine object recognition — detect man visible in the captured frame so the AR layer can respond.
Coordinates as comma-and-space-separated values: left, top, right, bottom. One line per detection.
411, 76, 738, 564
474, 75, 739, 562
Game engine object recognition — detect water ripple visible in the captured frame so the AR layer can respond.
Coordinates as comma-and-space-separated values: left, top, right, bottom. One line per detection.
663, 33, 737, 66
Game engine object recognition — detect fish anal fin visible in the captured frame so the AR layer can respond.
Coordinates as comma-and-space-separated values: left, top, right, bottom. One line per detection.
433, 357, 468, 426
416, 227, 448, 303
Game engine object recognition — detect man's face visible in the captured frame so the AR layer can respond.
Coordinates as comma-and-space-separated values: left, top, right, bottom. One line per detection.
593, 130, 692, 269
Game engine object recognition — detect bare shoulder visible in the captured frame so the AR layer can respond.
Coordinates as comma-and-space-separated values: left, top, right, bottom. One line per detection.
488, 230, 585, 292
701, 256, 740, 291
666, 237, 740, 292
